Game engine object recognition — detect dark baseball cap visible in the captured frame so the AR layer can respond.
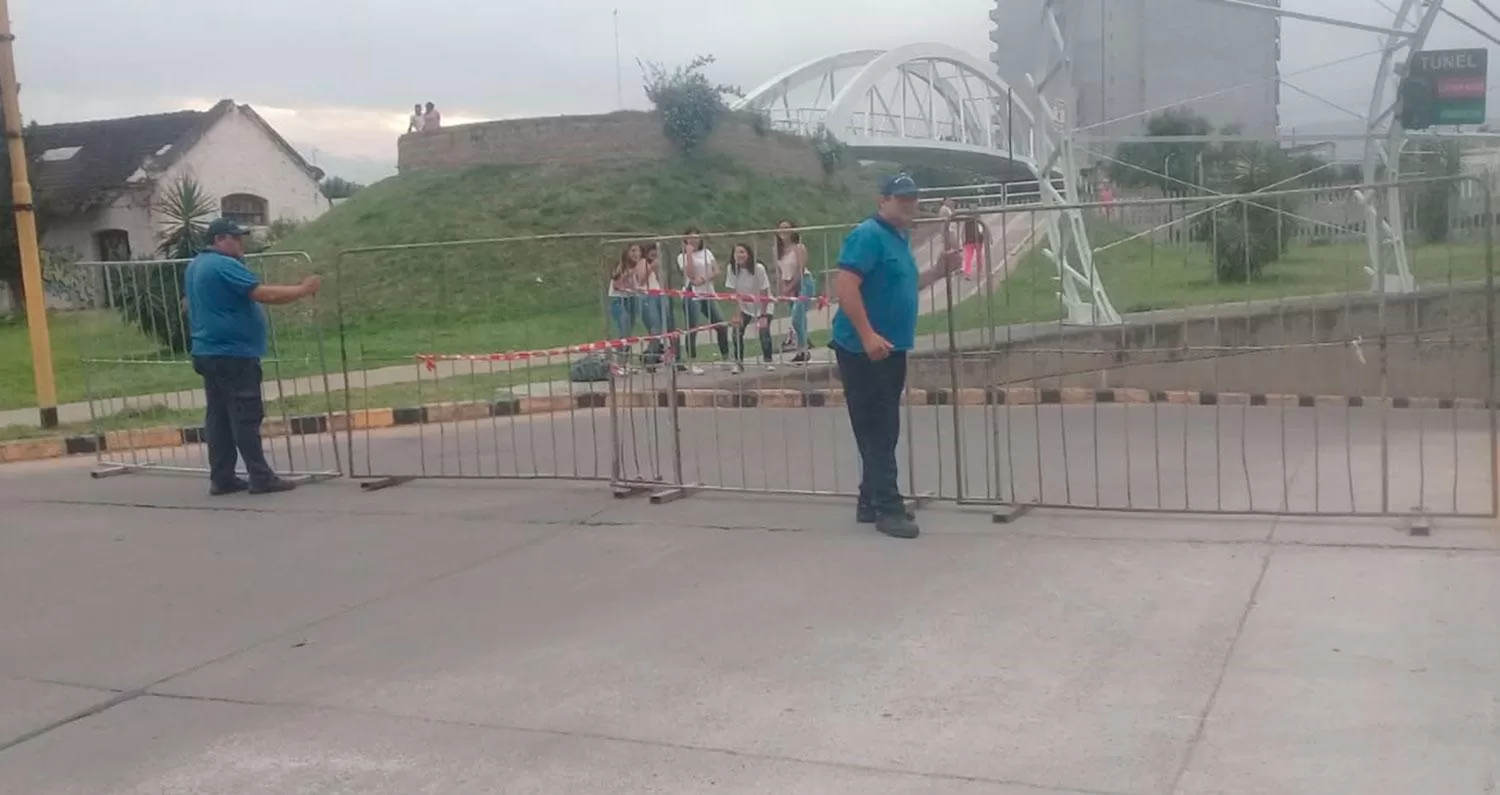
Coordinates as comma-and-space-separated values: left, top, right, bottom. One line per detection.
879, 172, 920, 197
206, 217, 252, 238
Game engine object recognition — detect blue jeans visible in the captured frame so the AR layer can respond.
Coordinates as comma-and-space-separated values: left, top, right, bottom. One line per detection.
609, 295, 638, 338
640, 295, 667, 364
640, 295, 666, 334
609, 295, 638, 363
790, 272, 815, 350
834, 345, 908, 515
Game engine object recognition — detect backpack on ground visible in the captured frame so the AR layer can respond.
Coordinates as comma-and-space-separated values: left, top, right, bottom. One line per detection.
570, 354, 611, 382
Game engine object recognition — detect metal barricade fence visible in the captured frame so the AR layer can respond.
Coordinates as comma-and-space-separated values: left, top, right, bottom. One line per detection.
592, 176, 1495, 521
60, 251, 342, 481
71, 176, 1475, 520
935, 175, 1495, 519
598, 218, 983, 505
600, 225, 851, 499
332, 233, 638, 490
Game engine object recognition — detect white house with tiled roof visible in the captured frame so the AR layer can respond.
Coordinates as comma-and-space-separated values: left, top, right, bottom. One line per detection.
28, 99, 330, 264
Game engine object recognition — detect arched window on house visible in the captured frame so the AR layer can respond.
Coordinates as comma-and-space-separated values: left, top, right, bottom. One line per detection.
221, 193, 268, 227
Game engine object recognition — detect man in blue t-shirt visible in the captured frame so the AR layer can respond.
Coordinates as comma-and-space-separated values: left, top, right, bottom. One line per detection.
831, 173, 922, 539
185, 218, 321, 495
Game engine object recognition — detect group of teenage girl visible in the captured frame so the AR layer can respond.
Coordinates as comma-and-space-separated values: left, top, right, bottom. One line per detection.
608, 221, 818, 375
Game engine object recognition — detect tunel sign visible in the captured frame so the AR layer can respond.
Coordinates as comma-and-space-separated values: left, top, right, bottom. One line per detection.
1406, 48, 1488, 127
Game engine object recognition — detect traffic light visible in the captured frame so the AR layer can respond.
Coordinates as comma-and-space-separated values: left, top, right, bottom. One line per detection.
1399, 73, 1437, 130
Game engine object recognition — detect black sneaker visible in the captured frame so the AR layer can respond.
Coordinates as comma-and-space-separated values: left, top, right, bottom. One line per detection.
875, 513, 921, 539
210, 478, 250, 496
248, 477, 297, 495
856, 505, 917, 524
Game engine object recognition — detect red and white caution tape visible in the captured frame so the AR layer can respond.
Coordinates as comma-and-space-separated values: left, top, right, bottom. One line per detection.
622, 287, 832, 308
416, 320, 732, 372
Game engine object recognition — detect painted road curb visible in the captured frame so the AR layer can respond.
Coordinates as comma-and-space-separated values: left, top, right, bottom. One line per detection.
1, 388, 1491, 465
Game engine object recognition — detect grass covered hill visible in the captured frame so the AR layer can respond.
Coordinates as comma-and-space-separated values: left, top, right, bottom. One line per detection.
270, 154, 877, 362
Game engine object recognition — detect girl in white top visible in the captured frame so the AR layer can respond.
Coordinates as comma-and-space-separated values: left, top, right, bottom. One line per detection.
726, 242, 775, 374
676, 228, 729, 373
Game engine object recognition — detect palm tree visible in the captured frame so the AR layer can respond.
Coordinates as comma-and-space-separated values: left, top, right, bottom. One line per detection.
154, 175, 217, 259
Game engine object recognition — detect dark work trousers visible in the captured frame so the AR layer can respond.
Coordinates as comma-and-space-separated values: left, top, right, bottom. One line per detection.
834, 345, 908, 515
685, 297, 730, 360
193, 356, 275, 487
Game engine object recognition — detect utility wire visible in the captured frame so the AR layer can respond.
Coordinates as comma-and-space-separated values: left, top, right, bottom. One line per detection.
1468, 0, 1500, 29
1438, 4, 1500, 48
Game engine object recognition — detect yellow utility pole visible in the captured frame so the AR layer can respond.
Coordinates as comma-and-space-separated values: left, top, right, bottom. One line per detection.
0, 0, 57, 428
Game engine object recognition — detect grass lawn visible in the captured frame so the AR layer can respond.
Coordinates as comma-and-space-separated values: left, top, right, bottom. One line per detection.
916, 223, 1492, 337
0, 307, 337, 412
0, 311, 186, 411
0, 362, 569, 442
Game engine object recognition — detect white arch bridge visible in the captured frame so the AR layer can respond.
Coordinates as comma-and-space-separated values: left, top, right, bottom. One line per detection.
732, 43, 1040, 181
733, 40, 1110, 323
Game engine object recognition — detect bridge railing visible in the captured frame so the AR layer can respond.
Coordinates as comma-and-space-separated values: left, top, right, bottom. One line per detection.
916, 179, 1071, 211
756, 105, 1031, 158
842, 112, 1028, 155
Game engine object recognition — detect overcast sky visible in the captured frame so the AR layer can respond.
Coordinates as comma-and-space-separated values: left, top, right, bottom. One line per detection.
15, 0, 1500, 180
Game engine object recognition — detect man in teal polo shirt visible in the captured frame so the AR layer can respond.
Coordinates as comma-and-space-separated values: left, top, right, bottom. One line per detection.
185, 218, 321, 496
831, 173, 922, 539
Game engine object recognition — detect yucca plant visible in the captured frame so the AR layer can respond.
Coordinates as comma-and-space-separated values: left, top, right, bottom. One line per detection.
1194, 143, 1297, 283
116, 176, 217, 354
154, 175, 216, 259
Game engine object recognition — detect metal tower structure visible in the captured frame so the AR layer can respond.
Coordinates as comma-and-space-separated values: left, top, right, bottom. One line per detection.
1028, 0, 1121, 325
1360, 0, 1446, 293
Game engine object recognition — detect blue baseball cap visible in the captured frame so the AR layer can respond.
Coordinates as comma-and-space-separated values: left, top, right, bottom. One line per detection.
206, 217, 252, 239
879, 172, 920, 197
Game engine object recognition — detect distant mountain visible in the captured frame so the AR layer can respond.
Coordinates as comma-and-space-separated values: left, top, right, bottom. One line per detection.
292, 143, 397, 186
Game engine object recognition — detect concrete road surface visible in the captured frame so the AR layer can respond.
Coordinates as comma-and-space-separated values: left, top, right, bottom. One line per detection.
311, 403, 1496, 517
2, 408, 1498, 794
